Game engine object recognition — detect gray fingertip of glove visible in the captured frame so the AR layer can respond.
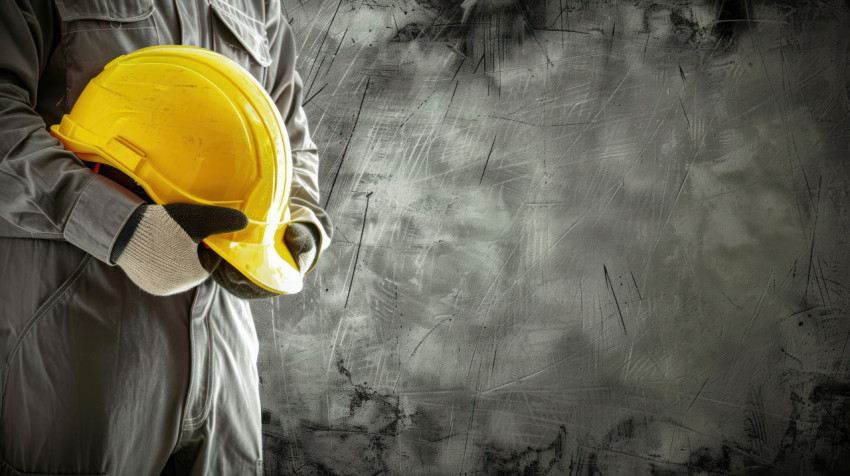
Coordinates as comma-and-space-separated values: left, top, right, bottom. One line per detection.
111, 203, 248, 296
211, 260, 278, 300
284, 222, 320, 274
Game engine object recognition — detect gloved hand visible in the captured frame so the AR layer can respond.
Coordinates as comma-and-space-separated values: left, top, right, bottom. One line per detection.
110, 203, 248, 296
211, 222, 321, 299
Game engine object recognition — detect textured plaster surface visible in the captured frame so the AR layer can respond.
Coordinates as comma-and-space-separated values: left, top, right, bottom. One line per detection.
253, 1, 850, 473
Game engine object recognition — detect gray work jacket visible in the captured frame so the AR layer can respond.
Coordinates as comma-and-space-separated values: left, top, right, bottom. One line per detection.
0, 0, 332, 268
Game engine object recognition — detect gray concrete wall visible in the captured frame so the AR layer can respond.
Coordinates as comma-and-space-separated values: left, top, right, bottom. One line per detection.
253, 1, 850, 473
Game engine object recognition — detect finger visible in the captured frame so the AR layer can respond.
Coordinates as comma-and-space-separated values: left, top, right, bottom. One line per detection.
284, 222, 319, 254
284, 222, 319, 273
212, 260, 277, 299
164, 203, 249, 242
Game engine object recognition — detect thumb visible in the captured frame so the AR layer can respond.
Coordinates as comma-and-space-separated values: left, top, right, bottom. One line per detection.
284, 222, 320, 274
163, 203, 249, 243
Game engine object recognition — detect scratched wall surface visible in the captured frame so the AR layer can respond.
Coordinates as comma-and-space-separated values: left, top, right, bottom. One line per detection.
252, 0, 850, 474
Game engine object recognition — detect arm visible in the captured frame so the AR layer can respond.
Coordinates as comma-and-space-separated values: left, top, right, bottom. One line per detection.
0, 0, 143, 263
265, 6, 333, 274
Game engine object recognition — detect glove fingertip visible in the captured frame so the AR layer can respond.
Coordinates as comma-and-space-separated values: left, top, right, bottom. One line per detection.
164, 203, 249, 241
223, 208, 249, 232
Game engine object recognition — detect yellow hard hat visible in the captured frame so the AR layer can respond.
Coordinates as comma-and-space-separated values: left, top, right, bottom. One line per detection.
50, 45, 303, 294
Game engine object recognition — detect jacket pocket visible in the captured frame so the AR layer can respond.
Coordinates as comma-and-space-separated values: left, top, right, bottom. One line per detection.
55, 0, 160, 109
0, 256, 105, 475
54, 0, 154, 23
209, 0, 272, 81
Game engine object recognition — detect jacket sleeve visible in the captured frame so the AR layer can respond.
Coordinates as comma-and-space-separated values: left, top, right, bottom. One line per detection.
265, 6, 333, 274
0, 0, 143, 264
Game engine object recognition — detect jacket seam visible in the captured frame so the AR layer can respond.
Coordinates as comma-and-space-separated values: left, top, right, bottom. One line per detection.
29, 232, 65, 240
55, 0, 156, 24
0, 254, 92, 450
4, 255, 92, 366
58, 12, 154, 22
0, 456, 105, 475
182, 286, 216, 428
64, 26, 155, 34
172, 286, 202, 451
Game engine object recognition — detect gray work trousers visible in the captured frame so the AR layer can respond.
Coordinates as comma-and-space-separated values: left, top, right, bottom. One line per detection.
0, 238, 262, 475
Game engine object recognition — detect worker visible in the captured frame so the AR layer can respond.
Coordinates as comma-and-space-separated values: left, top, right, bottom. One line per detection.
0, 1, 332, 474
